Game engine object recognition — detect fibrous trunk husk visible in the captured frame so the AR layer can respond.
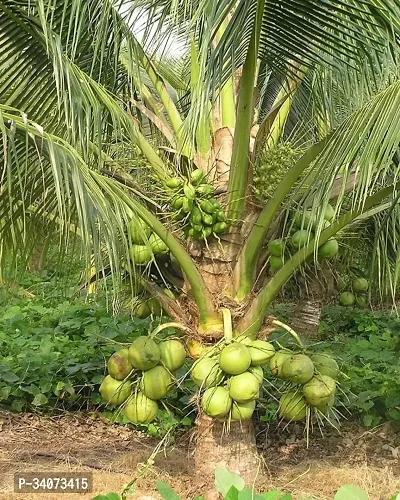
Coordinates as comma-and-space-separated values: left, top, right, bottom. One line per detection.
291, 300, 322, 339
193, 414, 262, 484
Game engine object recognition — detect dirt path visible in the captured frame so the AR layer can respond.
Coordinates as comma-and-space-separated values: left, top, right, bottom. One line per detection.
0, 410, 399, 499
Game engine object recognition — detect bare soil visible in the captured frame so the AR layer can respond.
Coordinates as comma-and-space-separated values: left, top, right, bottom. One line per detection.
0, 410, 399, 500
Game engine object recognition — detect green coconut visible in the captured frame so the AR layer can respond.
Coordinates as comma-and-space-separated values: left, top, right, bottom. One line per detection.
191, 357, 223, 388
291, 230, 311, 249
303, 375, 336, 407
339, 291, 355, 306
147, 297, 162, 315
107, 349, 133, 380
356, 295, 368, 308
281, 354, 314, 384
293, 210, 316, 230
99, 376, 131, 405
219, 343, 251, 375
314, 393, 335, 414
140, 365, 172, 400
129, 245, 153, 265
229, 372, 260, 403
312, 353, 339, 380
269, 256, 283, 272
201, 386, 232, 418
149, 233, 169, 255
279, 391, 307, 421
270, 350, 292, 378
231, 400, 256, 421
249, 366, 264, 384
159, 340, 186, 372
324, 204, 335, 222
249, 340, 275, 366
319, 239, 339, 259
352, 277, 369, 293
132, 300, 151, 318
128, 336, 160, 370
129, 218, 151, 244
124, 392, 158, 424
268, 239, 285, 257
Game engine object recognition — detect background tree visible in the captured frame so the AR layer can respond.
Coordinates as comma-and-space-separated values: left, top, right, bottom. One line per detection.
1, 0, 400, 480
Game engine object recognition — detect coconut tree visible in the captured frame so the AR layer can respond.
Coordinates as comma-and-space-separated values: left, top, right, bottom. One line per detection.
1, 0, 400, 481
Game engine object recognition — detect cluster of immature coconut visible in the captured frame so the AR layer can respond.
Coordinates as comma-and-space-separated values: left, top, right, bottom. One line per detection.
99, 336, 186, 424
128, 218, 169, 266
266, 204, 339, 274
191, 337, 276, 421
338, 276, 370, 308
166, 169, 228, 240
191, 335, 339, 422
271, 350, 340, 421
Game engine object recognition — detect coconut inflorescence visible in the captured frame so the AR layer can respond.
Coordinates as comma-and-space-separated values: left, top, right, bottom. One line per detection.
98, 335, 187, 425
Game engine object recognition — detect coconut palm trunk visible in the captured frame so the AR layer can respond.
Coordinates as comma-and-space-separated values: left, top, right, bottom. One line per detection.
194, 415, 261, 483
1, 0, 400, 484
291, 300, 322, 339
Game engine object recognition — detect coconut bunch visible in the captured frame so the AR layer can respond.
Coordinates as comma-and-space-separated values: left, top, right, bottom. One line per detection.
268, 350, 340, 422
166, 169, 228, 240
99, 336, 186, 425
190, 337, 276, 421
338, 276, 369, 308
290, 205, 339, 258
123, 284, 175, 319
123, 294, 164, 319
265, 204, 339, 275
128, 218, 170, 266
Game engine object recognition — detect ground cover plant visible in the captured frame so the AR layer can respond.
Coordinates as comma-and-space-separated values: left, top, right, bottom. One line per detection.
91, 467, 400, 500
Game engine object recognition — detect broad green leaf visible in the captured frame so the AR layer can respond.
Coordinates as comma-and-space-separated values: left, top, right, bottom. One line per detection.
224, 486, 240, 500
258, 492, 287, 500
1, 372, 19, 383
156, 480, 182, 500
215, 467, 245, 497
0, 387, 11, 400
334, 485, 369, 500
238, 488, 284, 500
32, 393, 49, 406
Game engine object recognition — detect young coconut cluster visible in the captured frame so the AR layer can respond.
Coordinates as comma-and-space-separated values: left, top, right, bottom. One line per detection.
123, 292, 165, 319
338, 276, 369, 308
191, 337, 276, 421
166, 169, 228, 240
291, 205, 338, 257
99, 336, 186, 425
266, 205, 339, 274
124, 216, 173, 318
128, 217, 170, 266
268, 350, 340, 421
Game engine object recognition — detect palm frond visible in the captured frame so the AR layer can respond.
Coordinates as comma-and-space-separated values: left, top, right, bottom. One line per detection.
211, 0, 399, 86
